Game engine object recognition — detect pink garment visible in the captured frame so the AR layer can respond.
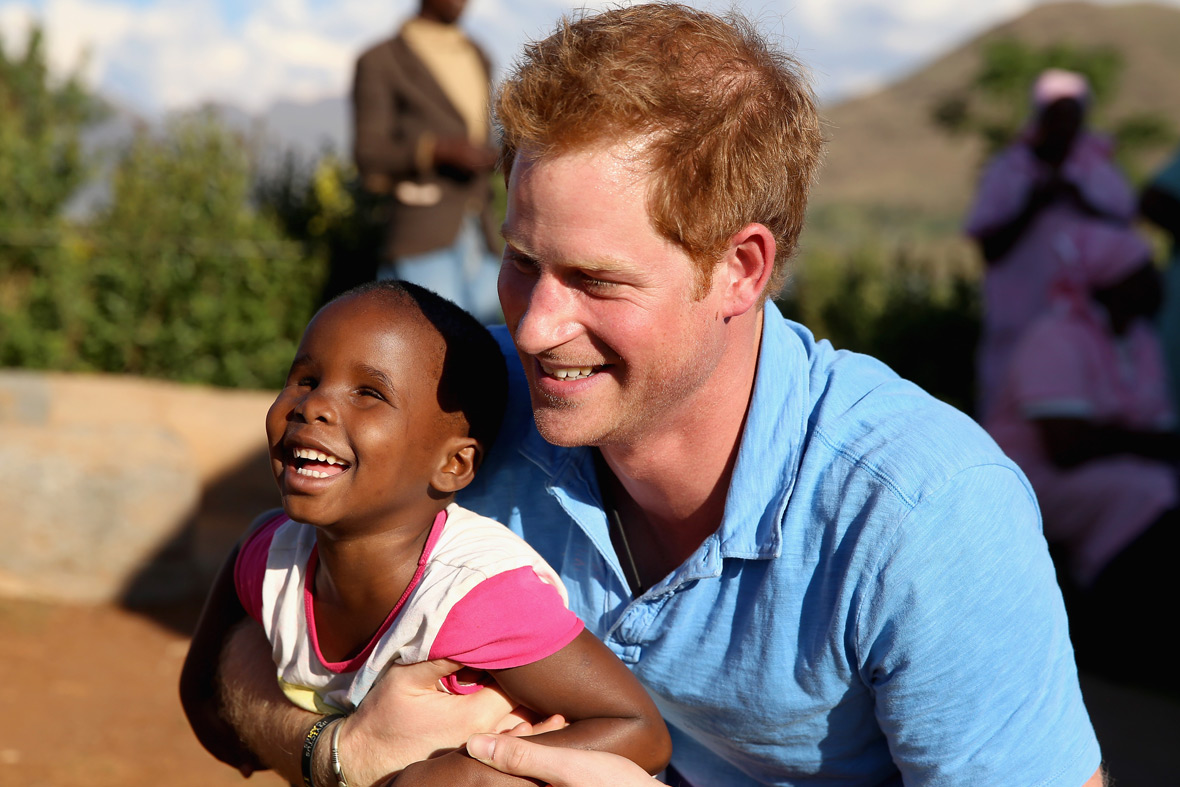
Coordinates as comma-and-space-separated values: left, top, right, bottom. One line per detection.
965, 131, 1135, 417
986, 303, 1176, 586
234, 505, 583, 710
1052, 220, 1153, 295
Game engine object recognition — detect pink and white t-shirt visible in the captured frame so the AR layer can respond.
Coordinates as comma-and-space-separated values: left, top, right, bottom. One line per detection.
234, 502, 584, 714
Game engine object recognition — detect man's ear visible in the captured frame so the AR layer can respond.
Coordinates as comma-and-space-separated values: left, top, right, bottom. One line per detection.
718, 222, 776, 318
432, 437, 481, 494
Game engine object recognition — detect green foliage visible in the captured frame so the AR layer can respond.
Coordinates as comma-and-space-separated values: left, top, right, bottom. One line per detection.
1, 107, 324, 387
780, 228, 980, 414
256, 153, 386, 305
80, 115, 322, 387
0, 26, 100, 222
932, 36, 1175, 170
0, 25, 99, 370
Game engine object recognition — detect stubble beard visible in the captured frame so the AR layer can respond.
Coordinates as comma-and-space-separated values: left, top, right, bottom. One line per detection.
528, 347, 719, 450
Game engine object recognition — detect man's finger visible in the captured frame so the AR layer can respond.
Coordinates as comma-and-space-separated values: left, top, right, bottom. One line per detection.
467, 734, 562, 782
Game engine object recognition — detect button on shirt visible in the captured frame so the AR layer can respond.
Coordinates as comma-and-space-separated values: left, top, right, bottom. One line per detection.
460, 305, 1100, 786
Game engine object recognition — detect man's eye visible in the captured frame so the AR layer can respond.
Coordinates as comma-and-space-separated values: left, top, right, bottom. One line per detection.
358, 388, 385, 400
580, 273, 617, 291
294, 377, 316, 388
505, 249, 538, 273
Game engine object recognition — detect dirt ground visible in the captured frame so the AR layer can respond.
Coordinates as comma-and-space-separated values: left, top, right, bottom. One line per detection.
0, 597, 285, 787
1, 596, 1178, 787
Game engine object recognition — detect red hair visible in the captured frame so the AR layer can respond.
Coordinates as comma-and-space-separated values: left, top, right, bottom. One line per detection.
496, 3, 825, 297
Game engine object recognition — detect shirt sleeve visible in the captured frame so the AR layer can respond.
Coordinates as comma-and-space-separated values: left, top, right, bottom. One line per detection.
428, 566, 584, 670
857, 465, 1101, 786
233, 514, 285, 623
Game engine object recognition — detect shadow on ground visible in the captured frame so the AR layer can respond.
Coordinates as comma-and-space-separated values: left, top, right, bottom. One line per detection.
119, 446, 276, 635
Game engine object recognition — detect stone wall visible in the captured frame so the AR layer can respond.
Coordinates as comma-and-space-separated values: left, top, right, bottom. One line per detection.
0, 371, 278, 604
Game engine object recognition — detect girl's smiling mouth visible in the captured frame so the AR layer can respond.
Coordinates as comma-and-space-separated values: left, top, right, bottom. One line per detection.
290, 446, 352, 479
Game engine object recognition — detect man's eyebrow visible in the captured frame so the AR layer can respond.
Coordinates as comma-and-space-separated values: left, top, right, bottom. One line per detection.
501, 230, 632, 273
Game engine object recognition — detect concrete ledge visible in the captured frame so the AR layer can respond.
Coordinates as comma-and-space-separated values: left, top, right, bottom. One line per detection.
0, 370, 277, 603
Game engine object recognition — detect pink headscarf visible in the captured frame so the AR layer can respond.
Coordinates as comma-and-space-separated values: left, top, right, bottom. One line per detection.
1032, 68, 1090, 112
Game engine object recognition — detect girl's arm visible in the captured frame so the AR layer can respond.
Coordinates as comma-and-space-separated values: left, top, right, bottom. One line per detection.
386, 629, 671, 786
487, 629, 671, 772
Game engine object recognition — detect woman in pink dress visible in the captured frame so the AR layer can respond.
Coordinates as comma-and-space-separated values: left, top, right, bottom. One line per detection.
966, 69, 1135, 419
985, 221, 1179, 683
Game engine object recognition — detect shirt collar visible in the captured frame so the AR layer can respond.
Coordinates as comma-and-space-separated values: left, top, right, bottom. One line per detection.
712, 304, 808, 560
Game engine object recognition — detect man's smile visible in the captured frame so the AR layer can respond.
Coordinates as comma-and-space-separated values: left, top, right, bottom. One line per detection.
537, 360, 604, 381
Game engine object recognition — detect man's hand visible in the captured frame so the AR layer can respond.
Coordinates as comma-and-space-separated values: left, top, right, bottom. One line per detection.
433, 137, 498, 176
336, 659, 536, 786
465, 733, 658, 787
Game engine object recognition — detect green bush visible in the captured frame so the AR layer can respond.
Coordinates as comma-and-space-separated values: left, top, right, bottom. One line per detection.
780, 233, 981, 414
1, 114, 324, 388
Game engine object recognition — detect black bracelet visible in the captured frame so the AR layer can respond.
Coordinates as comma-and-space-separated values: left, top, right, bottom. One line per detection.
302, 714, 345, 787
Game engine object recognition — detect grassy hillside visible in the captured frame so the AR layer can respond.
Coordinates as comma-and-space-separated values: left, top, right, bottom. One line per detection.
813, 1, 1180, 222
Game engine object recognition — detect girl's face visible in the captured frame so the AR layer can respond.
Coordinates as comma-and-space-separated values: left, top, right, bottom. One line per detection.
265, 293, 459, 534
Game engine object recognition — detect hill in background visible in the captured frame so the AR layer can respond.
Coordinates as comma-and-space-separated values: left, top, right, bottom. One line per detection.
814, 1, 1180, 228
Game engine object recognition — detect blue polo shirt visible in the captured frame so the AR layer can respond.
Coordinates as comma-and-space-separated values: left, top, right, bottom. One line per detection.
460, 305, 1100, 786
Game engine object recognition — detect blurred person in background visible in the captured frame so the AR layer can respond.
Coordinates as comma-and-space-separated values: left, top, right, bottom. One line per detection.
966, 69, 1135, 419
351, 0, 502, 323
984, 220, 1179, 686
1139, 147, 1180, 416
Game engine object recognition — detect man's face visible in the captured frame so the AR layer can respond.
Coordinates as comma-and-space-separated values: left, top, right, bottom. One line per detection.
265, 294, 452, 531
497, 143, 730, 448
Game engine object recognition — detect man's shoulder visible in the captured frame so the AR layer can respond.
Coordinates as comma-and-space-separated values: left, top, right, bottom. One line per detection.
794, 323, 1025, 507
356, 33, 404, 69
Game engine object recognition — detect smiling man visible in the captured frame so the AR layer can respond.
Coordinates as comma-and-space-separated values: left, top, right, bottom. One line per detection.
200, 5, 1104, 786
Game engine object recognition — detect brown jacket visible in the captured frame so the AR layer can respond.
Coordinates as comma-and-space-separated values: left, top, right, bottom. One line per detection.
351, 31, 499, 260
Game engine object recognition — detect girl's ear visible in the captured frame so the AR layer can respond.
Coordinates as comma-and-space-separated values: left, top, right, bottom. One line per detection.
432, 437, 481, 494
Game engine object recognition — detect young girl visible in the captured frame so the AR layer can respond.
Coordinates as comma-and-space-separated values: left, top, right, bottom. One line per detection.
181, 281, 670, 785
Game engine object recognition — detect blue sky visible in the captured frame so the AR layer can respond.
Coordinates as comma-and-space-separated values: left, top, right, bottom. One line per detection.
0, 0, 1172, 115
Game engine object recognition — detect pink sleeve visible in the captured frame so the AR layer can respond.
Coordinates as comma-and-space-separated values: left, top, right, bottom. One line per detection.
233, 515, 285, 623
429, 566, 584, 671
1008, 319, 1094, 416
965, 148, 1035, 237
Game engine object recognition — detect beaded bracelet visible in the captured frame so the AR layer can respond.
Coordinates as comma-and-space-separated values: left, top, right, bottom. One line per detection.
301, 714, 345, 787
330, 716, 351, 787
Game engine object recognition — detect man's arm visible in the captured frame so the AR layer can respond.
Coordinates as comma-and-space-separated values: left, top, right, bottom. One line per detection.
178, 539, 263, 774
861, 465, 1103, 785
383, 629, 671, 786
352, 49, 417, 191
219, 621, 534, 787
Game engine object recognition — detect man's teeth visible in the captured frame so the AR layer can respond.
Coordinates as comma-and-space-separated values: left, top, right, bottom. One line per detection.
541, 364, 597, 380
292, 447, 347, 466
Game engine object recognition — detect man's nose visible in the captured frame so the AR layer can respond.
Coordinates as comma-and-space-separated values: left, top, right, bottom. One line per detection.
510, 272, 582, 353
